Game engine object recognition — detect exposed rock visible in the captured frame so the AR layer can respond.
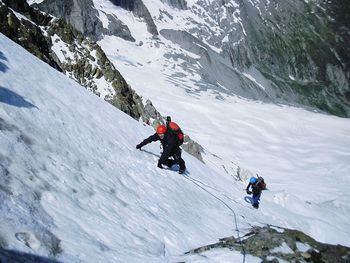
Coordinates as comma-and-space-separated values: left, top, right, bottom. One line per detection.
0, 2, 61, 70
0, 0, 143, 120
301, 252, 312, 260
186, 226, 350, 263
33, 0, 156, 40
94, 68, 102, 79
29, 0, 350, 117
160, 29, 270, 101
143, 100, 163, 124
182, 136, 204, 163
3, 0, 52, 26
34, 0, 104, 41
109, 0, 158, 36
161, 0, 187, 10
104, 13, 135, 42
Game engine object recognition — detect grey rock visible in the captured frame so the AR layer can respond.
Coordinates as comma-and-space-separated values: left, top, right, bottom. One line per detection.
104, 13, 135, 42
103, 68, 116, 82
29, 0, 350, 117
186, 226, 350, 262
182, 136, 204, 163
143, 100, 162, 121
94, 68, 102, 79
161, 0, 187, 10
109, 0, 158, 36
0, 3, 62, 71
34, 0, 104, 41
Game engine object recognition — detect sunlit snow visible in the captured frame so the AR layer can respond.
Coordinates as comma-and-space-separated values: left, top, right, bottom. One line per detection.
1, 0, 350, 261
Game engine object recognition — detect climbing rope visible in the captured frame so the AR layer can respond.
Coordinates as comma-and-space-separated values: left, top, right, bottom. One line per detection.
182, 173, 246, 263
192, 176, 256, 209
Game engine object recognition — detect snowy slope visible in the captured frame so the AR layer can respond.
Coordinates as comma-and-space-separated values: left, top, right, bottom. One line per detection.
0, 33, 261, 262
93, 0, 350, 247
1, 10, 350, 260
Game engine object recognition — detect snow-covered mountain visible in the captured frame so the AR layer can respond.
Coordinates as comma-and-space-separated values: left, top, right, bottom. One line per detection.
32, 0, 350, 117
0, 0, 148, 120
1, 33, 241, 262
1, 0, 350, 262
1, 31, 350, 262
0, 0, 206, 164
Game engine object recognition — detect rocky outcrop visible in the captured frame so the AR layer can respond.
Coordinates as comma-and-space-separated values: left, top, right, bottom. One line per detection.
0, 0, 142, 120
33, 0, 104, 41
0, 0, 60, 70
109, 0, 158, 36
182, 136, 204, 163
47, 20, 143, 120
160, 29, 272, 101
186, 226, 350, 262
33, 0, 136, 42
34, 0, 158, 39
29, 0, 350, 117
104, 13, 135, 42
161, 0, 187, 10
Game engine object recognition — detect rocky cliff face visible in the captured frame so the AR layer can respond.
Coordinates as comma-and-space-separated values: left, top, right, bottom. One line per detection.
32, 0, 104, 41
32, 0, 136, 42
159, 0, 350, 116
108, 0, 158, 36
35, 0, 158, 39
161, 0, 187, 10
0, 0, 60, 70
221, 0, 350, 116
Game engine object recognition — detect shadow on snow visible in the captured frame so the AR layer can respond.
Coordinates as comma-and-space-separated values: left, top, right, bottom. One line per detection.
0, 248, 62, 263
0, 86, 38, 109
0, 51, 8, 73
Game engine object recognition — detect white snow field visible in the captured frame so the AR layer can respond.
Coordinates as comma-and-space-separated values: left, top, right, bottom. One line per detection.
94, 0, 350, 247
0, 18, 350, 262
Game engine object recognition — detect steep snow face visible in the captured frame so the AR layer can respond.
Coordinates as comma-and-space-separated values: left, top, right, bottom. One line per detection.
95, 1, 350, 248
1, 27, 350, 262
0, 33, 259, 262
25, 0, 350, 248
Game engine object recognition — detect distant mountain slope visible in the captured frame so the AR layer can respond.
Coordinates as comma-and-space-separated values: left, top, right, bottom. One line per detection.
31, 0, 350, 116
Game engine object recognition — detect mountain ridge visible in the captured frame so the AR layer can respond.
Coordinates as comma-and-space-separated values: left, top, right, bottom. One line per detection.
32, 0, 350, 116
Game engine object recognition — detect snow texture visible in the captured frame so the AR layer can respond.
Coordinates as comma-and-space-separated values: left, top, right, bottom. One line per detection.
1, 0, 350, 258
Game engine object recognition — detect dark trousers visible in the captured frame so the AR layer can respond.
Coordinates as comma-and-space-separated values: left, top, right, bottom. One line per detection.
164, 149, 186, 170
252, 193, 261, 205
165, 156, 186, 170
